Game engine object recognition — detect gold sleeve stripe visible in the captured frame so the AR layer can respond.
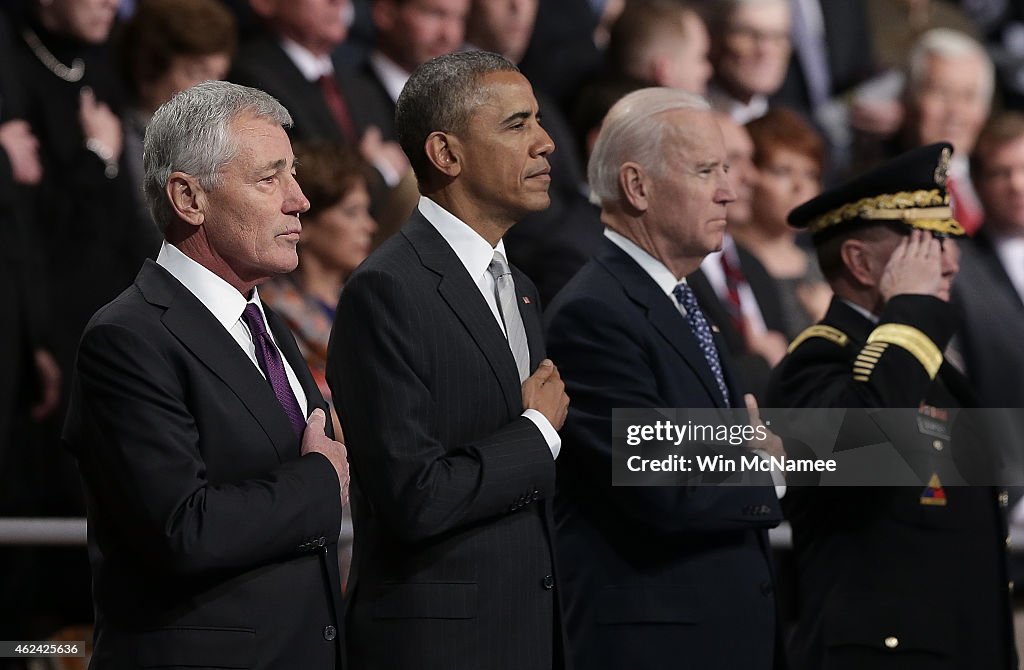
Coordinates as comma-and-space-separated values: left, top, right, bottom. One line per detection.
788, 325, 849, 354
866, 324, 943, 379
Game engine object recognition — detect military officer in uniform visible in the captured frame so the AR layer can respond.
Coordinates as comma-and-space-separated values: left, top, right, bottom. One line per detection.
766, 143, 1016, 670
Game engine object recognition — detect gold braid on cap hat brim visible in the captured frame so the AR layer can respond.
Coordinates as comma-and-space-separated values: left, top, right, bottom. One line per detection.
806, 189, 965, 236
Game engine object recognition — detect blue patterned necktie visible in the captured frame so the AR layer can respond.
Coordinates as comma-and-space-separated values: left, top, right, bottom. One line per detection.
673, 283, 731, 407
242, 304, 306, 436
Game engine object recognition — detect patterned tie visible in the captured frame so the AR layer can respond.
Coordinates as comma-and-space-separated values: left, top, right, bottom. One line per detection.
673, 283, 731, 407
241, 304, 307, 436
488, 251, 531, 382
719, 252, 747, 339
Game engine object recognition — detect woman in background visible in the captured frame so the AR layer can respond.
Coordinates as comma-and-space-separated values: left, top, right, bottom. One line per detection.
736, 107, 832, 339
261, 141, 377, 434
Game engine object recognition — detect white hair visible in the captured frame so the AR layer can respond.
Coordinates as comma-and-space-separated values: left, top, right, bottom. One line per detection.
143, 80, 292, 235
906, 28, 994, 104
587, 87, 710, 206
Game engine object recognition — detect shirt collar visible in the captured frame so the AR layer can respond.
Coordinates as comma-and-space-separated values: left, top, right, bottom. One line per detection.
842, 298, 879, 324
418, 196, 507, 281
280, 37, 333, 82
707, 83, 768, 125
369, 50, 410, 103
604, 227, 682, 299
156, 241, 269, 331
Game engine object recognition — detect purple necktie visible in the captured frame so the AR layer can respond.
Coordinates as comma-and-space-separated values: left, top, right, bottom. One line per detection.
242, 303, 306, 437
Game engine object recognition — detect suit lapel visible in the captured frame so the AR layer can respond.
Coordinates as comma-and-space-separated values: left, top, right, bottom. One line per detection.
403, 214, 523, 417
137, 261, 298, 462
256, 37, 341, 141
974, 230, 1024, 310
598, 241, 727, 407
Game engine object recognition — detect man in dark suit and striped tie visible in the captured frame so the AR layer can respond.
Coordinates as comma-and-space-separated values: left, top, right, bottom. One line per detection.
544, 87, 785, 670
328, 51, 570, 669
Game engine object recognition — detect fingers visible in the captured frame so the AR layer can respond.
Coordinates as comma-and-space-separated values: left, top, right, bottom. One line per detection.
306, 408, 327, 434
531, 359, 556, 383
744, 393, 761, 425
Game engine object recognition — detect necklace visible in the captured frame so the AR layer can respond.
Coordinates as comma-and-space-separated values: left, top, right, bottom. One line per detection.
22, 28, 85, 83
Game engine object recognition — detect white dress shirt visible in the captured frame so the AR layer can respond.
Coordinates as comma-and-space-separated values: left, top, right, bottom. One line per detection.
156, 241, 309, 416
418, 196, 561, 458
700, 235, 769, 334
369, 51, 411, 104
991, 234, 1024, 305
280, 38, 333, 81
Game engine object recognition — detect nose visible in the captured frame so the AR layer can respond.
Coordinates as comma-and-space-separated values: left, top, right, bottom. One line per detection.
533, 126, 555, 157
716, 171, 737, 204
284, 174, 310, 215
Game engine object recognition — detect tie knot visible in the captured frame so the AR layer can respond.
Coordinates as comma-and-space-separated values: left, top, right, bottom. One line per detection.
242, 303, 270, 339
488, 251, 511, 281
673, 282, 698, 311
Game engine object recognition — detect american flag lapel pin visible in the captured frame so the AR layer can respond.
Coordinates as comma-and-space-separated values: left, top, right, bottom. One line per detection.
522, 296, 531, 304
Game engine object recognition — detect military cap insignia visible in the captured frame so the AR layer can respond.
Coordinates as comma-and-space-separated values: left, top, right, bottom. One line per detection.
934, 147, 951, 186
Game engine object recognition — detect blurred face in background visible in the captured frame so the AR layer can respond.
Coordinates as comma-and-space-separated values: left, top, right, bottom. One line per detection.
714, 0, 791, 102
754, 145, 821, 235
975, 135, 1024, 236
301, 181, 378, 277
141, 53, 232, 113
659, 11, 712, 94
715, 112, 757, 226
252, 0, 350, 55
466, 0, 538, 64
41, 0, 120, 43
908, 52, 990, 156
374, 0, 470, 73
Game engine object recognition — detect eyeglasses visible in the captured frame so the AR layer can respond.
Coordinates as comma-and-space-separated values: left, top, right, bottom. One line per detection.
725, 23, 791, 47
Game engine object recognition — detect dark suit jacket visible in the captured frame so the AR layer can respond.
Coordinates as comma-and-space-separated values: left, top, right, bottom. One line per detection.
954, 229, 1024, 407
328, 211, 565, 669
766, 296, 1014, 670
544, 239, 783, 670
63, 260, 344, 669
229, 35, 384, 143
772, 0, 876, 118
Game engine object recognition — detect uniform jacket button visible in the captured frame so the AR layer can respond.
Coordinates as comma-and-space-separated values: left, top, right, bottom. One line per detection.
542, 575, 555, 590
323, 625, 337, 641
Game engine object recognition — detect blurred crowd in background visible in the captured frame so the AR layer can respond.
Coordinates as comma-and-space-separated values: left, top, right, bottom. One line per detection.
4, 0, 1024, 658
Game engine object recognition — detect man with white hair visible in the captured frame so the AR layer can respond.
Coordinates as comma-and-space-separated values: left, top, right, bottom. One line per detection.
902, 28, 994, 235
63, 81, 349, 669
545, 88, 784, 670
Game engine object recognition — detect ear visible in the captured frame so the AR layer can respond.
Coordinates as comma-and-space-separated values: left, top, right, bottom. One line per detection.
840, 239, 876, 287
424, 131, 461, 178
618, 162, 649, 212
166, 172, 207, 228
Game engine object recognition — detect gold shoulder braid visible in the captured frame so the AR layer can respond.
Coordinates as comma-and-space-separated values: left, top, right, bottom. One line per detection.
864, 323, 943, 379
787, 324, 849, 354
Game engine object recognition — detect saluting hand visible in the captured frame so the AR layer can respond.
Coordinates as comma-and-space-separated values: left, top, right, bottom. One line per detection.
879, 230, 945, 302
